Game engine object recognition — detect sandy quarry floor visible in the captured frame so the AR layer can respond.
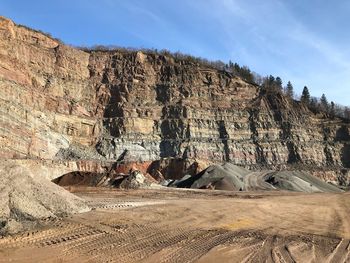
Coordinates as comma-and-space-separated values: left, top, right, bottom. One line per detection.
0, 187, 349, 263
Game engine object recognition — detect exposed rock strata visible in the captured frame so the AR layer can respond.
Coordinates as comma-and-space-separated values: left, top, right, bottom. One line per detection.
0, 16, 349, 185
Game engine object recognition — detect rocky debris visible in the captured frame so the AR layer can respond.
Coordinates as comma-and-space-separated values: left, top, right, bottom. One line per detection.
163, 174, 192, 187
54, 168, 161, 190
52, 161, 343, 193
161, 179, 173, 187
106, 169, 161, 189
119, 170, 146, 189
147, 158, 207, 180
112, 161, 153, 177
0, 160, 90, 235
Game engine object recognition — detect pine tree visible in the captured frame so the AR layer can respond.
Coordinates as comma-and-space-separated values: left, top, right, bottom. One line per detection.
263, 75, 280, 92
301, 86, 310, 105
228, 60, 233, 68
330, 101, 335, 117
275, 77, 283, 91
344, 107, 350, 119
320, 94, 329, 112
309, 97, 318, 111
240, 66, 254, 83
233, 63, 240, 75
285, 81, 294, 99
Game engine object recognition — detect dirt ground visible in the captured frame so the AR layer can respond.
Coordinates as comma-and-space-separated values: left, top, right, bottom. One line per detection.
0, 187, 349, 263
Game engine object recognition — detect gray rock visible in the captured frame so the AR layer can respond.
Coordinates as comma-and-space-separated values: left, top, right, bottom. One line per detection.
120, 170, 146, 189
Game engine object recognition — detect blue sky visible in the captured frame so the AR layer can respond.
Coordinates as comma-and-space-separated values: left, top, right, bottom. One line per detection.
1, 0, 349, 105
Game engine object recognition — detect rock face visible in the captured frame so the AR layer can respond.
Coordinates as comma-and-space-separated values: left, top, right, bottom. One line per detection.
0, 16, 349, 186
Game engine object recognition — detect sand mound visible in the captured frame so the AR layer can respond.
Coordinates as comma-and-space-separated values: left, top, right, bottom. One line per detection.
0, 160, 89, 235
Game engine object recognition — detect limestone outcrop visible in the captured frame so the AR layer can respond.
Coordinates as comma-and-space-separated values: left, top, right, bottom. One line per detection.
0, 16, 349, 186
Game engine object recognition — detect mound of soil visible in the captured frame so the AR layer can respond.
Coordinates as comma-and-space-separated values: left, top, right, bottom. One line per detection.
0, 160, 89, 235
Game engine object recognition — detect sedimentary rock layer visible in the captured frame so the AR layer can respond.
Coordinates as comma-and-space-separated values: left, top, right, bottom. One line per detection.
0, 16, 349, 185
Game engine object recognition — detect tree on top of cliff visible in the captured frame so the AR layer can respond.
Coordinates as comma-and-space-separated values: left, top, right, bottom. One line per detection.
301, 86, 311, 105
330, 101, 335, 118
345, 107, 350, 119
309, 97, 319, 112
307, 95, 350, 120
285, 81, 294, 99
320, 94, 329, 112
262, 75, 274, 90
261, 75, 283, 94
275, 77, 283, 90
226, 61, 255, 83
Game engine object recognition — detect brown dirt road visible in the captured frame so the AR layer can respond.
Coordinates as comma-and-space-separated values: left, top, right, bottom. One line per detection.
0, 187, 349, 263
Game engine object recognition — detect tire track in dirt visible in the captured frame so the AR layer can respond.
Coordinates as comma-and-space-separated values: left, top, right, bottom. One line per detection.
273, 245, 296, 263
1, 192, 350, 263
159, 230, 239, 263
240, 235, 275, 263
61, 222, 192, 263
327, 239, 350, 263
1, 220, 348, 263
0, 221, 83, 248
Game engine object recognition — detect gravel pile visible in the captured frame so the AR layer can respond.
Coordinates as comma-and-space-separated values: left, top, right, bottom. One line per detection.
176, 163, 343, 193
0, 160, 90, 235
266, 171, 343, 193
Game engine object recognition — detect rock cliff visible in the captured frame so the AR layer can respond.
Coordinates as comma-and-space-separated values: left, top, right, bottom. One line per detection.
0, 16, 349, 186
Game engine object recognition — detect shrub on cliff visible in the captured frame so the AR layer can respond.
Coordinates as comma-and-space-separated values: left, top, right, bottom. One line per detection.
17, 24, 63, 43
